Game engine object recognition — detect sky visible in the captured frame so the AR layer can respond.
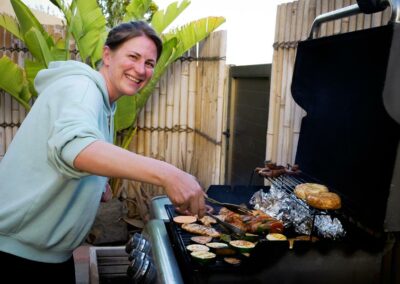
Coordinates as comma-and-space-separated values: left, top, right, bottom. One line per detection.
22, 0, 292, 65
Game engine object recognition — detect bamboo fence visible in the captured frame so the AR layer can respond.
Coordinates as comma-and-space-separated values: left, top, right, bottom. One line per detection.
267, 0, 392, 167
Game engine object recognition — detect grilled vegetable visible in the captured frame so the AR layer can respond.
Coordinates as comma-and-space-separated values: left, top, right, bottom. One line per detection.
191, 236, 213, 245
173, 215, 197, 224
229, 240, 256, 253
243, 233, 259, 242
191, 251, 216, 265
219, 233, 232, 243
224, 257, 241, 265
266, 233, 287, 241
206, 242, 228, 249
206, 242, 230, 254
186, 244, 210, 252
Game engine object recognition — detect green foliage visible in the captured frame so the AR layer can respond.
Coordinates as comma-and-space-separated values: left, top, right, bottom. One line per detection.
70, 0, 108, 67
0, 13, 22, 40
124, 0, 152, 21
150, 0, 190, 34
0, 56, 31, 110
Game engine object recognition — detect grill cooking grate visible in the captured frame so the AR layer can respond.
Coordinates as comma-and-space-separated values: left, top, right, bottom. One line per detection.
254, 172, 383, 239
165, 204, 251, 273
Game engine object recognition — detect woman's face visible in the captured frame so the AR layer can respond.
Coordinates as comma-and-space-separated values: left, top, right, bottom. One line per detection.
101, 35, 158, 103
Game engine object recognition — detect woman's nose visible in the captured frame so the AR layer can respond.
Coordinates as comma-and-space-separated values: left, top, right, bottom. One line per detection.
134, 61, 146, 76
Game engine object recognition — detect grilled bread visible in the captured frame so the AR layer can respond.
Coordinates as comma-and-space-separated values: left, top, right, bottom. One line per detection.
294, 183, 329, 200
305, 192, 341, 210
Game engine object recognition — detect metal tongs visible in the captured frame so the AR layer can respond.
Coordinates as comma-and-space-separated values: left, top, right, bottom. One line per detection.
205, 196, 253, 215
205, 212, 246, 239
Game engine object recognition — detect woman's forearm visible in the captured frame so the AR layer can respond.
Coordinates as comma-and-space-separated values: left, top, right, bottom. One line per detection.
74, 140, 170, 186
73, 140, 206, 216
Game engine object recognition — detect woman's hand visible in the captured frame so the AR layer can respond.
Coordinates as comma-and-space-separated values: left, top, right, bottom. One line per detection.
162, 169, 206, 218
101, 182, 113, 202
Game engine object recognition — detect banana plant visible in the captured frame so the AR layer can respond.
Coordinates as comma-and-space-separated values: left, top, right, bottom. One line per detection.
0, 0, 107, 109
0, 0, 57, 109
50, 0, 107, 68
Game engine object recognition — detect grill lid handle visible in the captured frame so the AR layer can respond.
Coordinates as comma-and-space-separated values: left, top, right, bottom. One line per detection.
309, 0, 394, 39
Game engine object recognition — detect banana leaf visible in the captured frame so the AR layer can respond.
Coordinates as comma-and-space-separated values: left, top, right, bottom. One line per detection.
24, 59, 45, 97
49, 0, 72, 23
24, 27, 53, 68
0, 56, 31, 110
123, 0, 152, 21
11, 0, 54, 48
0, 13, 22, 40
150, 0, 190, 34
71, 0, 107, 67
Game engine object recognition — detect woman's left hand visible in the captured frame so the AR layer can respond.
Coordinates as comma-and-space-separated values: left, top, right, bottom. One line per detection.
101, 183, 113, 202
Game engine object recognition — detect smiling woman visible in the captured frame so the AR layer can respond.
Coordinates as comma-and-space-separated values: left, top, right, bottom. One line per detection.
0, 20, 207, 283
99, 21, 162, 102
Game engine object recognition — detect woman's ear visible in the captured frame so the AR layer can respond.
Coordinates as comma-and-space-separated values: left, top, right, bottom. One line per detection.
102, 46, 112, 66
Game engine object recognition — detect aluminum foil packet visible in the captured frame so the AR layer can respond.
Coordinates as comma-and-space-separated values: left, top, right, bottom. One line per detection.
249, 185, 346, 239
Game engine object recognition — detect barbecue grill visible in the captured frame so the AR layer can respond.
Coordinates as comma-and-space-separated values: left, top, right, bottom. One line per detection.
131, 1, 400, 283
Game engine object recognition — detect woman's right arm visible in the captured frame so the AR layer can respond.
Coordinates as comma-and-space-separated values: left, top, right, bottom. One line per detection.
73, 140, 206, 217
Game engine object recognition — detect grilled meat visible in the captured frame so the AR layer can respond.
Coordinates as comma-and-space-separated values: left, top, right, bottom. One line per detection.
219, 208, 284, 234
182, 223, 221, 238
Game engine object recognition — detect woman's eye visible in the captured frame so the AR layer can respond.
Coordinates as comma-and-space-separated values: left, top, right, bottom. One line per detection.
146, 62, 155, 68
129, 54, 138, 60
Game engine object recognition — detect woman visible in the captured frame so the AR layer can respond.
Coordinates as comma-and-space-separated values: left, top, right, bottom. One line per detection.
0, 21, 205, 283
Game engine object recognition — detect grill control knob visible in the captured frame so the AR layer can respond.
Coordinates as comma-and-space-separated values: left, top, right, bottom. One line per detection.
127, 250, 157, 284
125, 232, 152, 255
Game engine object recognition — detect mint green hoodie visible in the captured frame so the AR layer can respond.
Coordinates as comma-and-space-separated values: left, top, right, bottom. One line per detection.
0, 61, 115, 263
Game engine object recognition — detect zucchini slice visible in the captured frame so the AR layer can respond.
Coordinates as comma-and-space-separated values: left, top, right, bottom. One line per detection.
191, 251, 216, 265
229, 240, 256, 253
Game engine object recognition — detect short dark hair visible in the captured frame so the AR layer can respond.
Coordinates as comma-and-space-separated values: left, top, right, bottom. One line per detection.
105, 21, 163, 60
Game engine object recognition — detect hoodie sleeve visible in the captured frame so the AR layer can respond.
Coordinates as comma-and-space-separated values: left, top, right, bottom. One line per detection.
47, 77, 107, 179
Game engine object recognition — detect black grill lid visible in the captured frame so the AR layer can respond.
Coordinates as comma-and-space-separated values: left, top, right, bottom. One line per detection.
291, 24, 400, 233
